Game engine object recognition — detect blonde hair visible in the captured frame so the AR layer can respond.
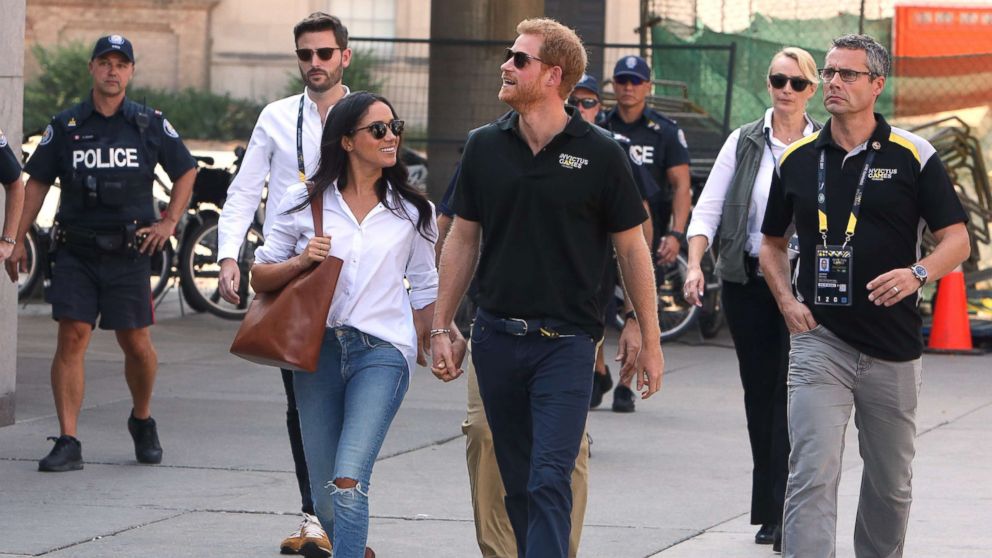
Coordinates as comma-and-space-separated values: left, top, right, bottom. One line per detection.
516, 18, 588, 99
769, 47, 819, 87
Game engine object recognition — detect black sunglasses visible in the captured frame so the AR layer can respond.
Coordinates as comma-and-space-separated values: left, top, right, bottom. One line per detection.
768, 73, 812, 92
295, 47, 341, 62
504, 48, 547, 69
567, 97, 600, 109
614, 75, 646, 86
350, 120, 405, 140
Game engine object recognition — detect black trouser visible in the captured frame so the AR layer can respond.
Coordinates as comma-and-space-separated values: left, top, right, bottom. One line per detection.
721, 276, 790, 526
282, 368, 314, 516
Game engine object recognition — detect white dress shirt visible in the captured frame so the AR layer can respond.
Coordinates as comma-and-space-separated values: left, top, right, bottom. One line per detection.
217, 87, 350, 262
254, 181, 438, 374
687, 108, 814, 257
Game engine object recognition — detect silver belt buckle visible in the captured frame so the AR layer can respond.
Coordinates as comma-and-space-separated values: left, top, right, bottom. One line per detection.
507, 317, 528, 336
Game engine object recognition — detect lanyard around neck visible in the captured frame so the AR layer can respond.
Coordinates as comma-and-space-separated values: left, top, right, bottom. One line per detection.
297, 96, 307, 183
817, 146, 876, 247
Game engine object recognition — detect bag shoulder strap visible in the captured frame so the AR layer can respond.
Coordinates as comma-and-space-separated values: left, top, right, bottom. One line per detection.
307, 182, 323, 236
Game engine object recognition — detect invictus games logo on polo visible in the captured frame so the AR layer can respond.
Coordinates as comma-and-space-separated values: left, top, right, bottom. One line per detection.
868, 168, 898, 181
559, 153, 589, 170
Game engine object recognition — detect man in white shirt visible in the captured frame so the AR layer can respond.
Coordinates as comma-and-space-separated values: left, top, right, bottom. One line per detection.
216, 12, 350, 558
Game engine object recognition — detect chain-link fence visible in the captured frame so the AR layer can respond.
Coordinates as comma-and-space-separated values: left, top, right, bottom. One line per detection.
647, 0, 992, 127
349, 37, 733, 193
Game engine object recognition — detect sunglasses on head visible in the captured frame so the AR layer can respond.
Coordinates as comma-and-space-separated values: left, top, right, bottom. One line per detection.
295, 47, 341, 62
350, 120, 405, 140
568, 97, 600, 109
614, 75, 646, 86
504, 48, 547, 69
768, 73, 812, 92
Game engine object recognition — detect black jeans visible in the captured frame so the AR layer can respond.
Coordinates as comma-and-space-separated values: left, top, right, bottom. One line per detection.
282, 369, 314, 516
470, 311, 595, 558
721, 278, 790, 526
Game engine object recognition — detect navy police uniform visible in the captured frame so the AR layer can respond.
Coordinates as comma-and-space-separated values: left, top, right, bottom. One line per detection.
0, 127, 20, 185
604, 106, 689, 245
24, 97, 195, 329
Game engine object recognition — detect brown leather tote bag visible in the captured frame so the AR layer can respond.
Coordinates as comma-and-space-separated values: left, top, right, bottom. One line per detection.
230, 187, 342, 372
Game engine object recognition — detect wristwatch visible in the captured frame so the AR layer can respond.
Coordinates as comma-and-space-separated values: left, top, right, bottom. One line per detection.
909, 263, 928, 286
0, 235, 15, 245
668, 231, 686, 245
623, 310, 637, 323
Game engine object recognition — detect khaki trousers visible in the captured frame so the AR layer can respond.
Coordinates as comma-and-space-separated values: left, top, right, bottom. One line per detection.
462, 348, 589, 558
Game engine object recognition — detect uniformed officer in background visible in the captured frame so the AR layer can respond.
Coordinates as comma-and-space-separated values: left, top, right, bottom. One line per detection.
0, 125, 25, 274
8, 35, 197, 472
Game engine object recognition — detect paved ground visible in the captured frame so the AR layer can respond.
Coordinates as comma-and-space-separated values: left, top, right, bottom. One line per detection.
2, 294, 990, 557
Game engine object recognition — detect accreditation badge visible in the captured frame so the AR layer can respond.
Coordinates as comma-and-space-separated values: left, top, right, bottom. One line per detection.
814, 245, 853, 306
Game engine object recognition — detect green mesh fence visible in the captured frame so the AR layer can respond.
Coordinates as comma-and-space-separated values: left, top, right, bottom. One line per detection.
652, 15, 894, 130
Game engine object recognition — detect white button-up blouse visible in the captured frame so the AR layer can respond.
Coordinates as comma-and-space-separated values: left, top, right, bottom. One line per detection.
254, 180, 438, 374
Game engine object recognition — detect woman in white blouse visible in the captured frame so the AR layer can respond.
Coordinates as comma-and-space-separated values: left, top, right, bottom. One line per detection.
684, 48, 820, 551
251, 92, 437, 558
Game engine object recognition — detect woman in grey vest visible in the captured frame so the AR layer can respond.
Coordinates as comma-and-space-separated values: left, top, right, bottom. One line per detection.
683, 47, 821, 551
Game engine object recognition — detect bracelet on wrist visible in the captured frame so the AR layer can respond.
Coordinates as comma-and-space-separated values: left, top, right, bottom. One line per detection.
0, 235, 15, 245
623, 310, 637, 323
429, 328, 451, 338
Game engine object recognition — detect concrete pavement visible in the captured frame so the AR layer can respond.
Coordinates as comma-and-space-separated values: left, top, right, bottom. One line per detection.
2, 295, 990, 557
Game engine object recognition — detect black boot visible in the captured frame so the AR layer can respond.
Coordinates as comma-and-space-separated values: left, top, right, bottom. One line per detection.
590, 366, 614, 408
38, 435, 83, 472
128, 411, 163, 464
612, 384, 636, 413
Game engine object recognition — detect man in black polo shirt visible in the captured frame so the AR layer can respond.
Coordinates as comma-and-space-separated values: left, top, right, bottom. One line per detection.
0, 126, 25, 274
431, 18, 663, 558
760, 34, 969, 558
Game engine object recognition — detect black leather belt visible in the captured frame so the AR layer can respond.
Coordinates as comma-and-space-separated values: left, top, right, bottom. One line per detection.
476, 308, 586, 338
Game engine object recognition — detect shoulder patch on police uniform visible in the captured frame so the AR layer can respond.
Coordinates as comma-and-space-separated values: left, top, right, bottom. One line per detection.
67, 117, 77, 128
162, 118, 179, 139
778, 131, 819, 167
39, 124, 54, 146
0, 127, 7, 148
677, 129, 688, 148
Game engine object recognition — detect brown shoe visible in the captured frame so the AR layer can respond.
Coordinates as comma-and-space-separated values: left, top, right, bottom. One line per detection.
280, 514, 331, 557
365, 547, 376, 558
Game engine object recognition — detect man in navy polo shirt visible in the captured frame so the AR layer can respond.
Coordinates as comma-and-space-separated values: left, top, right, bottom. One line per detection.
0, 126, 24, 273
603, 55, 691, 267
760, 34, 969, 558
431, 18, 664, 558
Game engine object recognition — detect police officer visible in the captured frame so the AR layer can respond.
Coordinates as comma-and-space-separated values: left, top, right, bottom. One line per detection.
0, 125, 25, 276
603, 55, 691, 267
10, 35, 196, 472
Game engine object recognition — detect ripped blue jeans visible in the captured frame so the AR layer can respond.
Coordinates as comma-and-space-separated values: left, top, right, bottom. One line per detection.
294, 326, 409, 558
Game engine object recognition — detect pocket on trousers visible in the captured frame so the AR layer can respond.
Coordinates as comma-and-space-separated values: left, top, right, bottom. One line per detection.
361, 331, 394, 350
470, 321, 492, 345
789, 324, 823, 338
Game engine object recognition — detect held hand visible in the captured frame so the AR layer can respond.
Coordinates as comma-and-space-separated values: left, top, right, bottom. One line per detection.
633, 343, 664, 399
615, 319, 642, 379
656, 235, 680, 265
782, 298, 818, 334
683, 265, 705, 307
0, 243, 12, 266
867, 268, 919, 307
137, 217, 177, 255
450, 333, 468, 370
3, 242, 26, 283
430, 334, 464, 382
218, 258, 241, 305
300, 236, 332, 267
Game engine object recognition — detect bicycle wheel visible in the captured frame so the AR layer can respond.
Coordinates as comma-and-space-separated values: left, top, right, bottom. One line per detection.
17, 227, 40, 300
149, 241, 173, 308
657, 253, 699, 342
180, 215, 262, 320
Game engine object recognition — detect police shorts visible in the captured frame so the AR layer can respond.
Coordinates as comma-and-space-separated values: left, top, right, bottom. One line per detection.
47, 250, 154, 330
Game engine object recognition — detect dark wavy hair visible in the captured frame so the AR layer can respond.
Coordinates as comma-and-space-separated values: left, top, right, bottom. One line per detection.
287, 91, 435, 241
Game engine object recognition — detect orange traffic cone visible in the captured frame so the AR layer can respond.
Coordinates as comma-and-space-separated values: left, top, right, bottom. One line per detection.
927, 265, 974, 352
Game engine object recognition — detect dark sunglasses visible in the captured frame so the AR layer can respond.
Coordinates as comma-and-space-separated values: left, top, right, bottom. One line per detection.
350, 120, 405, 140
614, 75, 646, 86
295, 47, 341, 62
768, 74, 812, 92
567, 97, 600, 109
504, 48, 547, 69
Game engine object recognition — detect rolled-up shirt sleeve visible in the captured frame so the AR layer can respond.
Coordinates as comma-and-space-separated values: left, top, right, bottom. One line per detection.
405, 202, 439, 310
686, 128, 741, 246
253, 182, 309, 265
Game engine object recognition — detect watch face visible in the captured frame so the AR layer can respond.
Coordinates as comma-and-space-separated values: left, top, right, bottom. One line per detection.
912, 264, 928, 279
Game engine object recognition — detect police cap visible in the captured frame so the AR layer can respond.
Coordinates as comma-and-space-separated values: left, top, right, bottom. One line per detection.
92, 35, 135, 63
